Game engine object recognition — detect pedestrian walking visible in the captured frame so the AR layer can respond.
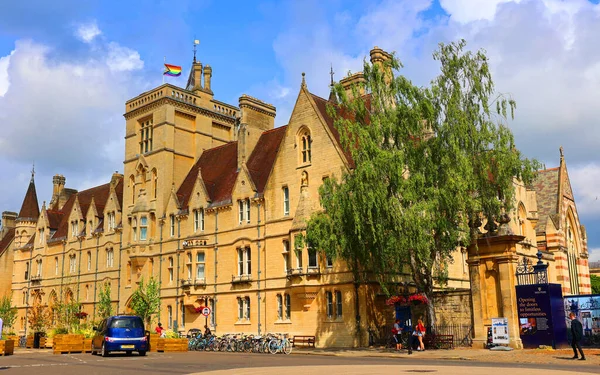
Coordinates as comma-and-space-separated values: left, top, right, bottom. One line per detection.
392, 319, 403, 350
414, 317, 426, 351
569, 312, 585, 360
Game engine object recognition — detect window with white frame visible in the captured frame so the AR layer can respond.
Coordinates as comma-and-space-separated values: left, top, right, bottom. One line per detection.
71, 221, 78, 238
238, 199, 250, 224
237, 296, 250, 321
69, 255, 77, 274
196, 252, 205, 280
335, 290, 343, 318
106, 249, 114, 268
326, 254, 333, 268
193, 209, 205, 232
107, 212, 115, 231
237, 247, 251, 276
39, 228, 45, 244
168, 257, 174, 283
140, 216, 148, 240
283, 186, 290, 216
283, 240, 289, 273
277, 294, 283, 320
167, 305, 173, 328
170, 215, 175, 237
326, 291, 333, 318
285, 293, 291, 319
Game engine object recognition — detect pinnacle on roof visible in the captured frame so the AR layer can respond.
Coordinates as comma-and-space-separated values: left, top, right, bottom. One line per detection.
18, 170, 40, 221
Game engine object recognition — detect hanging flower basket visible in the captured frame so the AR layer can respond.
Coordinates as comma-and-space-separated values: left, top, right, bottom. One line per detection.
74, 311, 88, 320
407, 293, 429, 305
385, 295, 407, 306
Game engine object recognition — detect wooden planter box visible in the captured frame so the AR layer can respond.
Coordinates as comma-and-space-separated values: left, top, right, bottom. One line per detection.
45, 337, 54, 348
25, 335, 46, 349
149, 334, 159, 352
156, 338, 188, 352
83, 338, 92, 353
53, 334, 84, 354
0, 340, 14, 356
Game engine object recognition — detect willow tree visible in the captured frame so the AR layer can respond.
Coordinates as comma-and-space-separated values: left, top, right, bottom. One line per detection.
306, 40, 539, 327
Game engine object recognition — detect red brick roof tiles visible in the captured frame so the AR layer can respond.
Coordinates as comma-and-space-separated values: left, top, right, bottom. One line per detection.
247, 126, 287, 194
0, 228, 15, 256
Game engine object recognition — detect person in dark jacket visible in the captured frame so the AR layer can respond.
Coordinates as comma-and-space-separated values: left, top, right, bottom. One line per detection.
569, 312, 585, 360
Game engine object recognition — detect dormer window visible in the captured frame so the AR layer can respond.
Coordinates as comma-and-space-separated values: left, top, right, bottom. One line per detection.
107, 212, 115, 231
38, 228, 45, 244
139, 117, 153, 154
238, 199, 250, 224
71, 221, 78, 238
193, 209, 204, 232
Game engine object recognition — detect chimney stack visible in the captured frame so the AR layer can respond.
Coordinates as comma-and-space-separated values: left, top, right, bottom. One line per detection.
1, 211, 17, 237
370, 46, 393, 84
203, 65, 212, 93
192, 62, 203, 93
237, 95, 276, 169
50, 174, 66, 209
340, 72, 366, 101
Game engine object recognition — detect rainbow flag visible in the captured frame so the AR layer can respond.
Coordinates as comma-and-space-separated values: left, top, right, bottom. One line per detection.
163, 63, 182, 77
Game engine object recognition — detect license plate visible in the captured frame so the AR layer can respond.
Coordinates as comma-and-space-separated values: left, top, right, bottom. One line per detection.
121, 345, 135, 349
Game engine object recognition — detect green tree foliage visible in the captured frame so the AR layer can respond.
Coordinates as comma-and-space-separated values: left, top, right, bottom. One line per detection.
97, 282, 113, 320
591, 275, 600, 295
306, 40, 539, 327
55, 301, 82, 332
130, 277, 161, 327
0, 295, 18, 332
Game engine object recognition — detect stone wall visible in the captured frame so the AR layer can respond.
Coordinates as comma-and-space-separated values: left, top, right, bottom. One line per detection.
432, 289, 473, 326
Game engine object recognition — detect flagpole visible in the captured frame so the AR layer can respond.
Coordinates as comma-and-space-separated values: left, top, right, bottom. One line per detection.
163, 56, 165, 85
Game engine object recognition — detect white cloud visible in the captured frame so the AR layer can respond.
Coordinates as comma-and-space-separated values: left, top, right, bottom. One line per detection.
439, 0, 522, 23
106, 42, 144, 72
75, 21, 102, 43
0, 51, 13, 96
0, 38, 145, 196
568, 163, 600, 217
589, 248, 600, 262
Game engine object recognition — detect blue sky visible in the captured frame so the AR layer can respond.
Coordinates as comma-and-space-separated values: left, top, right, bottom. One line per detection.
0, 0, 599, 260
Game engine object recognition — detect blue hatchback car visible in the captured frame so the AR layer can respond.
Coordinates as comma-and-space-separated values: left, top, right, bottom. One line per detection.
91, 315, 148, 357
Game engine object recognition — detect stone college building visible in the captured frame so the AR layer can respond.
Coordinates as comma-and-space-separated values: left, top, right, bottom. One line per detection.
0, 47, 591, 348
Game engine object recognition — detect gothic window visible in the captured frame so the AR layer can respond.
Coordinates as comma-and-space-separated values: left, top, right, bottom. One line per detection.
335, 290, 343, 318
139, 117, 154, 154
326, 291, 333, 318
168, 257, 174, 283
282, 240, 290, 273
170, 215, 175, 237
299, 129, 312, 164
277, 294, 283, 320
518, 203, 527, 236
285, 293, 291, 320
54, 257, 59, 275
130, 175, 136, 202
69, 255, 76, 274
87, 251, 91, 271
566, 215, 580, 294
152, 169, 158, 199
106, 249, 114, 268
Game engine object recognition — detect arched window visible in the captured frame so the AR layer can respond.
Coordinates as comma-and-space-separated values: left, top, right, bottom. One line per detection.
152, 169, 158, 199
299, 128, 312, 164
129, 175, 136, 202
566, 212, 580, 294
518, 203, 527, 236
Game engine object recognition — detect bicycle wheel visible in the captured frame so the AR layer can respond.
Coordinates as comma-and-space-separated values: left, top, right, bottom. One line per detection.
268, 340, 279, 354
282, 340, 292, 355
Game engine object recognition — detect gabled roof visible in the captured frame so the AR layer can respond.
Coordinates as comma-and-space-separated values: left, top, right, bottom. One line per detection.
533, 167, 559, 235
18, 176, 40, 221
46, 211, 63, 230
0, 228, 15, 256
49, 179, 122, 242
247, 126, 287, 194
177, 142, 239, 209
309, 92, 358, 168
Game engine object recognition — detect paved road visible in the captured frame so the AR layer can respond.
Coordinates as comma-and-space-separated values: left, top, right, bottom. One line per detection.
0, 351, 594, 374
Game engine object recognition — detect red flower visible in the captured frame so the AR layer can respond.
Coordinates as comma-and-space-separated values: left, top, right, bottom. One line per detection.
385, 296, 407, 306
407, 294, 429, 305
74, 311, 88, 319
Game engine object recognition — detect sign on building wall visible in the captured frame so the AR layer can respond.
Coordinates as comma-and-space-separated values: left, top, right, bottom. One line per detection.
491, 318, 509, 344
516, 283, 568, 349
564, 294, 600, 346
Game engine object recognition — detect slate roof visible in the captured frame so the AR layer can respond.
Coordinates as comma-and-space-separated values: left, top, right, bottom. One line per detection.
46, 211, 63, 230
247, 126, 287, 194
533, 167, 560, 235
18, 177, 40, 221
0, 228, 15, 257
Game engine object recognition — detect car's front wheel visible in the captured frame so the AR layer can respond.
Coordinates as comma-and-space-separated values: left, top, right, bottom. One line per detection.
101, 343, 109, 357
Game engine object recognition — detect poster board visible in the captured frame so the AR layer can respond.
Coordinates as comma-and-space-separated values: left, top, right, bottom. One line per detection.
491, 317, 509, 344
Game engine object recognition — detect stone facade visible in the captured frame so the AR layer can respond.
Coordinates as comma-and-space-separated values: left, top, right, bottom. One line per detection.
0, 46, 591, 348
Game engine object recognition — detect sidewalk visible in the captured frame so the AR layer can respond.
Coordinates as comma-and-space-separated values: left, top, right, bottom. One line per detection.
292, 346, 600, 366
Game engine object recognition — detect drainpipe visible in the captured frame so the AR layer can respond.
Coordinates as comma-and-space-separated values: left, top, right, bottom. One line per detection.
213, 210, 218, 330
60, 241, 66, 300
92, 237, 99, 321
116, 230, 123, 313
256, 202, 261, 335
159, 216, 164, 295
76, 237, 82, 301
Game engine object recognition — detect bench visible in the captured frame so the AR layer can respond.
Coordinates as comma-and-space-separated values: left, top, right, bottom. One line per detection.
292, 335, 316, 348
423, 334, 454, 349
